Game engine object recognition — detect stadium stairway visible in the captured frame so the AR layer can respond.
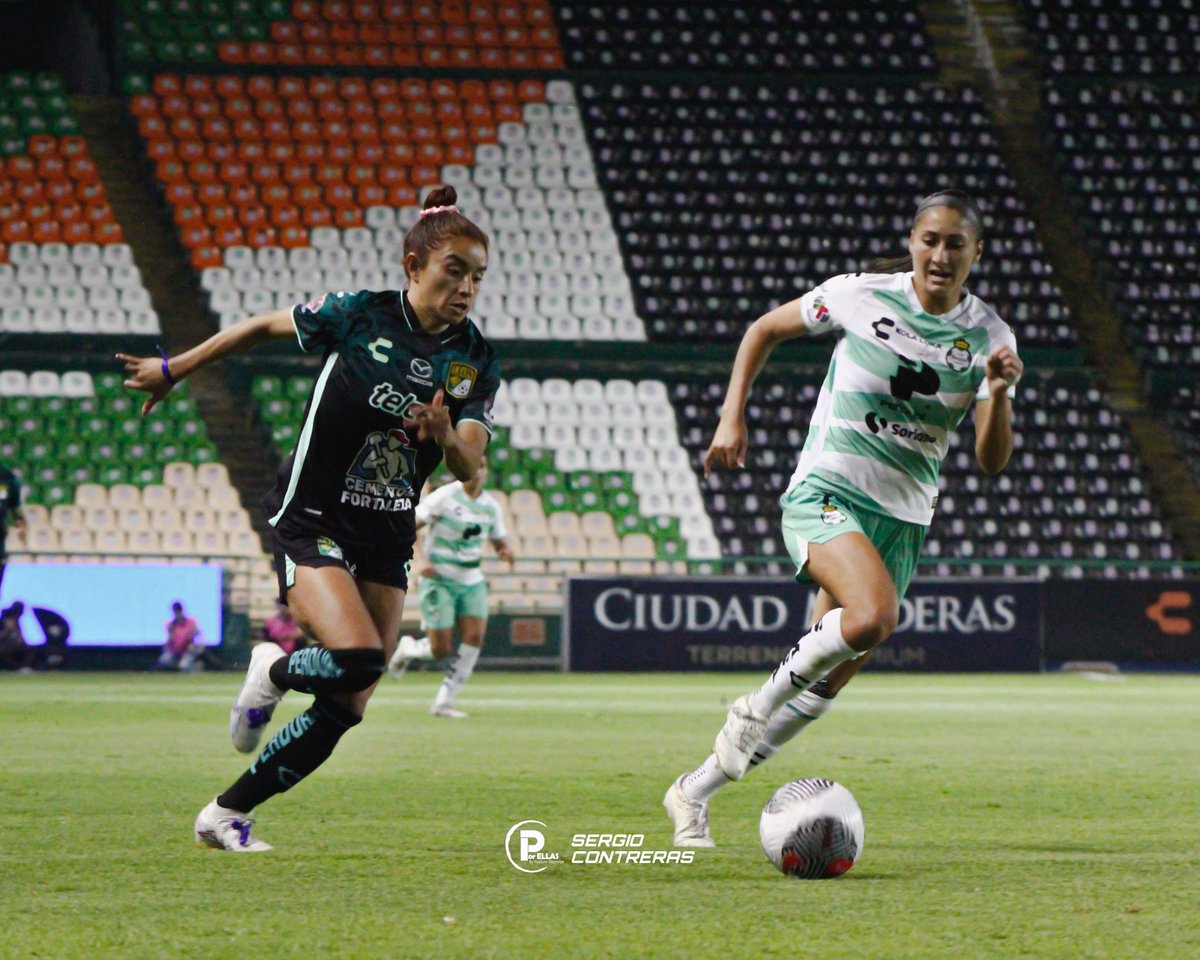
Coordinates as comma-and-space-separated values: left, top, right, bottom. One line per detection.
72, 95, 277, 548
916, 0, 1200, 557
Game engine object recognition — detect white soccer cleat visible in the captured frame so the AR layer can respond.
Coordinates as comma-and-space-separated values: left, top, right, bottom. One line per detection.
713, 694, 768, 781
194, 799, 272, 852
430, 702, 469, 719
229, 641, 286, 753
387, 634, 417, 679
663, 775, 716, 847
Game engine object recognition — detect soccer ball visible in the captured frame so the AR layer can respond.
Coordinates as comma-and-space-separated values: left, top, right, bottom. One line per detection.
759, 778, 865, 879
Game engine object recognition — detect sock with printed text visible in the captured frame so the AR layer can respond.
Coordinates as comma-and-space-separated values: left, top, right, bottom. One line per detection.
217, 696, 361, 813
747, 609, 857, 717
268, 645, 385, 696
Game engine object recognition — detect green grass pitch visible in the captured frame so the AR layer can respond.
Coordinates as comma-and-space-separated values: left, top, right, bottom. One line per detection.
2, 671, 1198, 960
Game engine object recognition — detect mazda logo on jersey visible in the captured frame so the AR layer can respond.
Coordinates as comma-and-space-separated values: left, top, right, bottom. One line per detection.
411, 358, 432, 378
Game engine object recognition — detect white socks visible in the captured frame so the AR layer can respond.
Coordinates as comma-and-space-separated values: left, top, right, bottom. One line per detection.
681, 754, 729, 803
680, 687, 837, 803
434, 643, 481, 707
747, 609, 858, 717
749, 687, 836, 766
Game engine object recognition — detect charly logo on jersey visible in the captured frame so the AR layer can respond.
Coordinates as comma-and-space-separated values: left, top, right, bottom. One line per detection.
446, 362, 477, 399
343, 428, 418, 510
945, 337, 972, 373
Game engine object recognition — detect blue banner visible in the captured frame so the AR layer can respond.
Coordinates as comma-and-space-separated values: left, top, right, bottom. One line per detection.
1, 562, 223, 646
1043, 580, 1200, 667
564, 577, 1042, 672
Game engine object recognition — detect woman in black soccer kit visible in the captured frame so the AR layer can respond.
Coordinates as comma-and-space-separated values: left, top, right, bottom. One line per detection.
119, 186, 499, 851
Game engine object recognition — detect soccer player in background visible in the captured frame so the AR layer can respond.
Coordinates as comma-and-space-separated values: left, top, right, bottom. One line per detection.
119, 186, 499, 852
387, 454, 515, 717
664, 189, 1023, 846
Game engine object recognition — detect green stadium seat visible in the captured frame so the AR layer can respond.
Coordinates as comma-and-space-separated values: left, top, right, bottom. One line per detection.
252, 375, 281, 399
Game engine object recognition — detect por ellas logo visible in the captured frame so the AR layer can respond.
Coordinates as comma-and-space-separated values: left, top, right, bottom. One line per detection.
505, 820, 560, 873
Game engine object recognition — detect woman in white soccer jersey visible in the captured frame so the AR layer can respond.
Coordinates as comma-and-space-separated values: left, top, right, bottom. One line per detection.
119, 186, 500, 852
386, 453, 515, 717
664, 189, 1023, 846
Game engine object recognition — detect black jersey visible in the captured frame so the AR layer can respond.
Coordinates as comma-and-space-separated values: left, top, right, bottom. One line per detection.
262, 289, 500, 548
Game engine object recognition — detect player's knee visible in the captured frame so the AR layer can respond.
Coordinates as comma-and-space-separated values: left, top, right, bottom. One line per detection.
326, 647, 387, 692
841, 600, 898, 651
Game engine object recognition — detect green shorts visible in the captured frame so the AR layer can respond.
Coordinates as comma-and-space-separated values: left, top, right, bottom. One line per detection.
779, 480, 927, 600
418, 576, 489, 630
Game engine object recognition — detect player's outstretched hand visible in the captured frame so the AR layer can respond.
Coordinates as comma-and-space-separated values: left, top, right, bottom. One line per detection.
116, 352, 175, 416
497, 544, 516, 563
985, 346, 1022, 397
703, 415, 748, 478
410, 389, 453, 444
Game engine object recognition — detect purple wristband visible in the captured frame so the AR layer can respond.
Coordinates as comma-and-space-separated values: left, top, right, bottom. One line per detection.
156, 345, 177, 386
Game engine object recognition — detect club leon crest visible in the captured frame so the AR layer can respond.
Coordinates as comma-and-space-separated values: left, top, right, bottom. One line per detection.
446, 362, 477, 398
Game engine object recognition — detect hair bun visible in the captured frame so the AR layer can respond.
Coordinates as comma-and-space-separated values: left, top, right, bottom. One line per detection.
423, 185, 458, 210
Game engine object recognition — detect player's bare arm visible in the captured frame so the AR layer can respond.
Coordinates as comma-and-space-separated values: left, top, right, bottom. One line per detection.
974, 345, 1022, 475
704, 297, 810, 477
117, 307, 297, 416
492, 537, 515, 563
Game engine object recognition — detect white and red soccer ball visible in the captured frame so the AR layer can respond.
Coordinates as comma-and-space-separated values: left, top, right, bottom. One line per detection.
759, 778, 865, 879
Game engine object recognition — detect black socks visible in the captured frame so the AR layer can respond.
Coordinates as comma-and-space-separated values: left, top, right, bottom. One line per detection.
218, 696, 361, 813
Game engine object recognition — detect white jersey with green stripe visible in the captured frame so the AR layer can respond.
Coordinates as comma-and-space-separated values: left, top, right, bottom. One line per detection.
416, 481, 507, 586
787, 271, 1018, 526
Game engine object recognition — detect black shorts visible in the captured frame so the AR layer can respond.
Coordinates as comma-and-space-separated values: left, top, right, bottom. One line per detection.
272, 526, 413, 604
